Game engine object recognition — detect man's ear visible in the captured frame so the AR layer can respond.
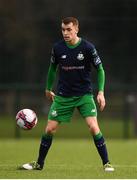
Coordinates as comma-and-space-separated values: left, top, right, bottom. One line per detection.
75, 26, 79, 34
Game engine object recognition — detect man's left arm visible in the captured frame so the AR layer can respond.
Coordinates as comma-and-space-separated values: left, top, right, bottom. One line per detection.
97, 64, 106, 111
89, 45, 106, 111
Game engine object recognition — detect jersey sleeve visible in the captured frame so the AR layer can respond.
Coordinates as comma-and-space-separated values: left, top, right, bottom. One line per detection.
46, 63, 57, 91
87, 44, 102, 68
46, 47, 58, 91
97, 64, 105, 92
50, 47, 58, 65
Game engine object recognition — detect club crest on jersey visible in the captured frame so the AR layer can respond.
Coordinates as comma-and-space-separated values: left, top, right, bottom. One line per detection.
77, 52, 84, 60
51, 110, 57, 117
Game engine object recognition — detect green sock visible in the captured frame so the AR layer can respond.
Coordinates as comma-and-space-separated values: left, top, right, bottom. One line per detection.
93, 132, 103, 141
42, 133, 53, 139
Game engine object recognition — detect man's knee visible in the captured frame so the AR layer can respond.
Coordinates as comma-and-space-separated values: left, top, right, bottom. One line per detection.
46, 126, 57, 134
45, 120, 59, 134
85, 116, 100, 134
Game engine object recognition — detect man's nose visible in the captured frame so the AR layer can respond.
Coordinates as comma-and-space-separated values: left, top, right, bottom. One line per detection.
64, 30, 68, 35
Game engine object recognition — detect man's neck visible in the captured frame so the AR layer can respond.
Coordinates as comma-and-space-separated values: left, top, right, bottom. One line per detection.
68, 37, 80, 45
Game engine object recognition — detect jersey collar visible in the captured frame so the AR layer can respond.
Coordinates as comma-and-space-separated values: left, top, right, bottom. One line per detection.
65, 38, 82, 49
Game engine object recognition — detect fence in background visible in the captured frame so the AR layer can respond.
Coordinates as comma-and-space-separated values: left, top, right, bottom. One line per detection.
0, 83, 137, 139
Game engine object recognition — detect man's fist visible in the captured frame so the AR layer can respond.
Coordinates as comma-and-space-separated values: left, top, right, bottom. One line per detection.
97, 91, 106, 111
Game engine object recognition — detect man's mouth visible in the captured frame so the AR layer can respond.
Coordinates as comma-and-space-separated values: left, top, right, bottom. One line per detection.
64, 36, 70, 40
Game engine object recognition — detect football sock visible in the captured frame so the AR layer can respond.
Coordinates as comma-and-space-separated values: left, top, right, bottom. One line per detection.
93, 132, 109, 165
37, 133, 53, 168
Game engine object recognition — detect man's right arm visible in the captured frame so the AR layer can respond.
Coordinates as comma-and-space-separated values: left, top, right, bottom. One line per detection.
45, 63, 57, 101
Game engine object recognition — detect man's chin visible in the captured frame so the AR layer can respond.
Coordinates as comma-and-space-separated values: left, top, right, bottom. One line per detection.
64, 38, 70, 42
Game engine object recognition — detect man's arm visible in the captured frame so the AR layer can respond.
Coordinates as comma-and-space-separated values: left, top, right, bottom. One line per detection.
96, 64, 106, 111
45, 63, 57, 101
97, 64, 105, 92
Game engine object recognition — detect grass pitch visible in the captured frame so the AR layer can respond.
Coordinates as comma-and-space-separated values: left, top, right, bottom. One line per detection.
0, 138, 137, 178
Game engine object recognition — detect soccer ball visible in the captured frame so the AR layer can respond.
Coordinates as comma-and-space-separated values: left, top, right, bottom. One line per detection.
16, 109, 38, 130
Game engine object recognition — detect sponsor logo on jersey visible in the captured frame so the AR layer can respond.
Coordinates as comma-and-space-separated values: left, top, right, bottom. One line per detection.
92, 49, 97, 56
61, 55, 67, 59
77, 52, 84, 60
62, 66, 84, 71
94, 57, 101, 65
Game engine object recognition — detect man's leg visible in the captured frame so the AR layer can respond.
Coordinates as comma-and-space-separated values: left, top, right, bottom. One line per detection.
37, 120, 59, 169
85, 116, 114, 171
21, 120, 59, 170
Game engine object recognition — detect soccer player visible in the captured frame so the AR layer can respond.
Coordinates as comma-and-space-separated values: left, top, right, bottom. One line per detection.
21, 17, 114, 172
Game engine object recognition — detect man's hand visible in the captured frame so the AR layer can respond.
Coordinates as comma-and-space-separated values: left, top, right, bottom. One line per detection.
45, 90, 55, 101
97, 91, 106, 111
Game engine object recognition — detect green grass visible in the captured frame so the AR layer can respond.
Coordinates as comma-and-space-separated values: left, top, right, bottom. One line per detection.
0, 138, 137, 178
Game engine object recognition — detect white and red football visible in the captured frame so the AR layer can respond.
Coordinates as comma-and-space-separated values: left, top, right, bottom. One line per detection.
16, 109, 38, 130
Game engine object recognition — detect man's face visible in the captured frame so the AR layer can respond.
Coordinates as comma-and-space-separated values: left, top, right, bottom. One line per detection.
61, 22, 78, 43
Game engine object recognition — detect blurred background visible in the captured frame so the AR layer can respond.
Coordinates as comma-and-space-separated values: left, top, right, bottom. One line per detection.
0, 0, 137, 139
